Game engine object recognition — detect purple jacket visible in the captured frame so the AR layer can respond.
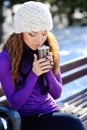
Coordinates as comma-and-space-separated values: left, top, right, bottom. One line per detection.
0, 44, 62, 116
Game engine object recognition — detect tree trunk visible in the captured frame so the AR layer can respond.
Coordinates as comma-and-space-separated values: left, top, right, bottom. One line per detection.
67, 8, 74, 26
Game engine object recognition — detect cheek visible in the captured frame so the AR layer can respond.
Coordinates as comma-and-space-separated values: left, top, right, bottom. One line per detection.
26, 36, 33, 44
45, 35, 48, 40
44, 37, 47, 43
23, 34, 29, 42
42, 35, 47, 41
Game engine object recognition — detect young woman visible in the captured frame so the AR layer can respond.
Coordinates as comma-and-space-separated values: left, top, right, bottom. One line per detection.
0, 1, 85, 130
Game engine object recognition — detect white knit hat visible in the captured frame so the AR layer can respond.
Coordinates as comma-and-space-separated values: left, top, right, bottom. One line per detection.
13, 1, 53, 33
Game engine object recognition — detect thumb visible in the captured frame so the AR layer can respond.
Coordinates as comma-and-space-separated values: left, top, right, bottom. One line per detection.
33, 54, 38, 61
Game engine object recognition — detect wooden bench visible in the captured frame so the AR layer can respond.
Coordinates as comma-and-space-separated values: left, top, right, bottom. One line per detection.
60, 56, 87, 84
0, 56, 87, 130
59, 56, 87, 129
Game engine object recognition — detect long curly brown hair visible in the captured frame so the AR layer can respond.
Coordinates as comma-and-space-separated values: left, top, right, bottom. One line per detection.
3, 32, 60, 83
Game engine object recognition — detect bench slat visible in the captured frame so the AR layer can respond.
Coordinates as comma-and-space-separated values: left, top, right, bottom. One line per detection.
60, 56, 87, 73
62, 68, 87, 84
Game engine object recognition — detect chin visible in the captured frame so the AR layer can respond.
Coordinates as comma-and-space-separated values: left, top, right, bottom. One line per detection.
32, 47, 37, 50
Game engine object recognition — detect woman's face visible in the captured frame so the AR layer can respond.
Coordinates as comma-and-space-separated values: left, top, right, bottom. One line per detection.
23, 30, 48, 50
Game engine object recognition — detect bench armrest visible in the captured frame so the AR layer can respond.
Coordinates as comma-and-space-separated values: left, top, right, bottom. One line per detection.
0, 105, 21, 130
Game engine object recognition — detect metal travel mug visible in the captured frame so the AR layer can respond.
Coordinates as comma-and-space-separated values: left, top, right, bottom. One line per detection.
37, 45, 49, 59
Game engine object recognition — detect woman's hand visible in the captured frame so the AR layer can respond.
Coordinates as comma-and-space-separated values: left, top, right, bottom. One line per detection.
32, 54, 51, 76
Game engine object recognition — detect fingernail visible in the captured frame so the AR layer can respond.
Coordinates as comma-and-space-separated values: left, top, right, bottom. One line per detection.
44, 55, 48, 60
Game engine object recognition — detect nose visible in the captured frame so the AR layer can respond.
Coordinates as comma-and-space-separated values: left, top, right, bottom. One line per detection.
35, 35, 45, 44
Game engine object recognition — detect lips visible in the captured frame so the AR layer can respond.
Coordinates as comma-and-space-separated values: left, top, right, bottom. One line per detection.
34, 44, 41, 48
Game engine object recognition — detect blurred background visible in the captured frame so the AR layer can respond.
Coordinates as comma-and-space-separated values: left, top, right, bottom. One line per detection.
0, 0, 87, 101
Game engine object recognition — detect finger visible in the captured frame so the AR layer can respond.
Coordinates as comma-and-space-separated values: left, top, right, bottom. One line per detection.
42, 69, 50, 74
38, 57, 47, 63
47, 52, 53, 60
50, 64, 53, 68
41, 65, 51, 70
48, 52, 52, 56
40, 60, 50, 67
34, 54, 38, 61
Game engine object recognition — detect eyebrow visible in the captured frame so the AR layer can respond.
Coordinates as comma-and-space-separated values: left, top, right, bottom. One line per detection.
31, 31, 37, 33
31, 31, 47, 34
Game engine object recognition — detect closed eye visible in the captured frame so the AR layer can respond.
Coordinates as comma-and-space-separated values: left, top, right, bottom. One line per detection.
43, 33, 47, 36
42, 31, 48, 36
28, 33, 37, 37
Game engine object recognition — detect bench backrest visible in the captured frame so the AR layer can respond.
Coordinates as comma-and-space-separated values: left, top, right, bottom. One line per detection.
60, 56, 87, 84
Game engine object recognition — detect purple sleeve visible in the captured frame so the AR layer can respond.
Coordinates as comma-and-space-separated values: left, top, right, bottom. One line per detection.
45, 68, 62, 99
0, 55, 38, 110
